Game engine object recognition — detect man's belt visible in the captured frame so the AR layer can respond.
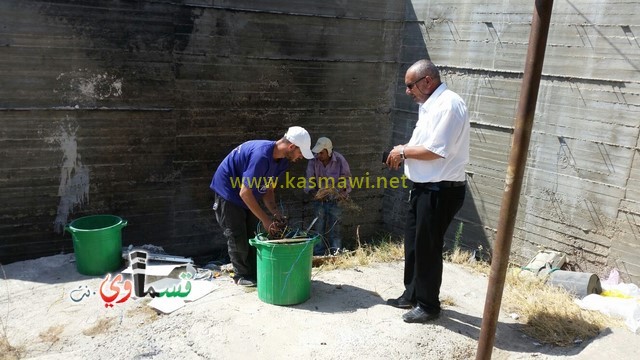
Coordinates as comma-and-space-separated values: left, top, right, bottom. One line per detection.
413, 181, 466, 190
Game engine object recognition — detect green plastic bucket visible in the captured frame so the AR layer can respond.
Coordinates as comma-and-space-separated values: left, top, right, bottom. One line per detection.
65, 215, 127, 276
249, 234, 319, 305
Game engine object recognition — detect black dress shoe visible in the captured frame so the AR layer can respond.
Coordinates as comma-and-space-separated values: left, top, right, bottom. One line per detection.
386, 296, 415, 309
402, 306, 440, 323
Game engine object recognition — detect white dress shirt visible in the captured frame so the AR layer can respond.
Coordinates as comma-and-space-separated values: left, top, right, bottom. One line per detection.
404, 83, 470, 183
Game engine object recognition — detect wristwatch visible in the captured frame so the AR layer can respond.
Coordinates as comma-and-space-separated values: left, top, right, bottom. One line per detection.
400, 146, 406, 160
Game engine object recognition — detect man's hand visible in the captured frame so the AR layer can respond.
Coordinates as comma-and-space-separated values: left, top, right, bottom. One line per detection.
386, 145, 404, 170
266, 215, 288, 237
273, 213, 287, 223
273, 214, 288, 230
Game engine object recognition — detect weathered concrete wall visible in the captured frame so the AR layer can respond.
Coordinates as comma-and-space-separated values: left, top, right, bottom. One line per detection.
0, 0, 405, 263
385, 0, 640, 283
3, 0, 640, 285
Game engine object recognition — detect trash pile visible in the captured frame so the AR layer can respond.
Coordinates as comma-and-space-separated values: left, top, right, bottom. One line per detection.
575, 269, 640, 333
120, 245, 223, 314
522, 250, 640, 333
521, 250, 602, 298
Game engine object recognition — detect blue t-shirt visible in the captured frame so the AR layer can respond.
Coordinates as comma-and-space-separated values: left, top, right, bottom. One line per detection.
210, 140, 289, 208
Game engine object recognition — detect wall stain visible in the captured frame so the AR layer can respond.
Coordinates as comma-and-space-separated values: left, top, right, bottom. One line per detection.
54, 69, 123, 106
45, 119, 90, 233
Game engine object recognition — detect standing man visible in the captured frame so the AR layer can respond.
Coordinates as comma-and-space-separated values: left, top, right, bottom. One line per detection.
385, 60, 469, 323
305, 137, 352, 256
210, 126, 314, 287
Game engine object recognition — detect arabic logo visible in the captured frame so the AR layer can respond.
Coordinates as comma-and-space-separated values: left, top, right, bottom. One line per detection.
99, 273, 133, 308
129, 250, 192, 298
146, 280, 192, 298
69, 250, 194, 308
69, 285, 94, 303
130, 250, 148, 298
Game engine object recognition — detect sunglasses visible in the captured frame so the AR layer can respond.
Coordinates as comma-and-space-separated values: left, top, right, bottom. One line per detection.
406, 76, 427, 90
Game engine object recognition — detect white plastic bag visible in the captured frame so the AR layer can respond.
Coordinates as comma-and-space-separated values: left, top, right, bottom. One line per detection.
602, 269, 620, 286
576, 294, 640, 333
601, 282, 640, 298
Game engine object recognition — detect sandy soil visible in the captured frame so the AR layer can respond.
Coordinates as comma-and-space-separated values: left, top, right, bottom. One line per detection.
1, 254, 638, 360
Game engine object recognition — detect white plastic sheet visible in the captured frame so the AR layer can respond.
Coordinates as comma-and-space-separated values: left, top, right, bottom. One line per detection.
575, 281, 640, 333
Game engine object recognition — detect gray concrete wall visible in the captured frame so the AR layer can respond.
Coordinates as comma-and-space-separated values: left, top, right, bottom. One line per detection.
385, 0, 640, 283
2, 0, 639, 285
0, 0, 405, 263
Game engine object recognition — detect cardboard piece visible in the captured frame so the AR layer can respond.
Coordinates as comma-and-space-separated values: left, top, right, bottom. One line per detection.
523, 250, 567, 276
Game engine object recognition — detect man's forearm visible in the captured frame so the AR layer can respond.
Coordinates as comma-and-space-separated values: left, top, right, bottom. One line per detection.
262, 188, 281, 217
239, 186, 271, 224
403, 145, 442, 160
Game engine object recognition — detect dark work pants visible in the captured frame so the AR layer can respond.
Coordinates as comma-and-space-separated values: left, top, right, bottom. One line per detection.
312, 200, 343, 255
403, 184, 466, 314
213, 193, 259, 279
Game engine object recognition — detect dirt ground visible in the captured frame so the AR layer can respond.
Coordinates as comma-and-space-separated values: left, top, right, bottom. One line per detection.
1, 254, 639, 360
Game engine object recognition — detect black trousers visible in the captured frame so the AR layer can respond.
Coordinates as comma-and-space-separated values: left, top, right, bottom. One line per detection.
213, 193, 260, 278
403, 183, 466, 313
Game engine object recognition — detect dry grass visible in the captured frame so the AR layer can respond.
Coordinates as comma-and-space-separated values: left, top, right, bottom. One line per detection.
0, 336, 24, 360
82, 318, 114, 337
503, 268, 619, 346
1, 264, 23, 360
126, 301, 159, 324
38, 325, 64, 345
446, 248, 490, 275
447, 247, 471, 264
441, 295, 457, 307
313, 238, 404, 271
450, 343, 477, 360
448, 248, 620, 346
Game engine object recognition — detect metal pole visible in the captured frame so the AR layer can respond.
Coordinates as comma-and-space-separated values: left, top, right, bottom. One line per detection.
475, 0, 554, 359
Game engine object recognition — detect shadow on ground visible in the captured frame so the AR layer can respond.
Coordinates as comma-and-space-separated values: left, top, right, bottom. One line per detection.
293, 279, 384, 313
442, 309, 615, 357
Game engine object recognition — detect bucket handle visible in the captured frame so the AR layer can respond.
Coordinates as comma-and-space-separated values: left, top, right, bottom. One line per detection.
249, 235, 319, 248
63, 218, 128, 233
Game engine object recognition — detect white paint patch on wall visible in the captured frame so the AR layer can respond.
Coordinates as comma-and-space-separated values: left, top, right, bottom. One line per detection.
54, 69, 123, 105
45, 120, 90, 233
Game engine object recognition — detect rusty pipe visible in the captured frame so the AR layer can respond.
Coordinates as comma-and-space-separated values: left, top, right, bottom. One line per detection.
475, 0, 555, 359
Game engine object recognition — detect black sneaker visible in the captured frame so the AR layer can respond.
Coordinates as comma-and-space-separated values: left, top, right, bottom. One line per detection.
234, 277, 256, 287
402, 306, 440, 323
386, 296, 415, 309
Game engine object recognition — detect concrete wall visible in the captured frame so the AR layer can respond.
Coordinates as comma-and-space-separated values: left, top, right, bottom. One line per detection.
0, 0, 404, 263
2, 0, 639, 284
385, 0, 640, 283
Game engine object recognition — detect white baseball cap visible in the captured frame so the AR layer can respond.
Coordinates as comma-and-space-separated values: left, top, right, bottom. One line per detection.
284, 126, 314, 159
311, 137, 333, 156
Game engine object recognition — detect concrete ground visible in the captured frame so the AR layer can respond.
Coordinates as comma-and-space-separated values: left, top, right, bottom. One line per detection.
0, 254, 638, 359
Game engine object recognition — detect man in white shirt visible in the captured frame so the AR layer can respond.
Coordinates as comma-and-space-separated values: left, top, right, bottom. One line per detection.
385, 59, 469, 323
